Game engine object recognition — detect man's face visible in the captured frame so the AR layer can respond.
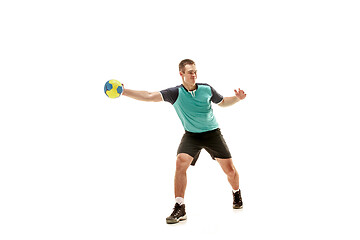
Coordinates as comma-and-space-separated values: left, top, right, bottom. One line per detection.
181, 64, 197, 85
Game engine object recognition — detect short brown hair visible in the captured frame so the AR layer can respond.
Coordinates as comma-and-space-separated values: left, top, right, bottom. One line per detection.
179, 59, 195, 73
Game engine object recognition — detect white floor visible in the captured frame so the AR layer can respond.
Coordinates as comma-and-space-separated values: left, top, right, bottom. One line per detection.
1, 147, 359, 240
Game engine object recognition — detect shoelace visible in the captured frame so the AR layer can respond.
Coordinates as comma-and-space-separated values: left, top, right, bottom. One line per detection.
171, 205, 183, 217
233, 192, 241, 203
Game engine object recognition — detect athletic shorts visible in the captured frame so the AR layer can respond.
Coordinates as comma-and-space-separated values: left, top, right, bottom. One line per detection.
177, 128, 232, 166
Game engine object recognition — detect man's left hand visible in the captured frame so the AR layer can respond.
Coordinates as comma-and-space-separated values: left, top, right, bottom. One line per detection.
234, 88, 246, 100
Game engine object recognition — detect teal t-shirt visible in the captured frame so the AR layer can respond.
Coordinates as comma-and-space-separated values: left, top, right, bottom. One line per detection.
160, 83, 223, 133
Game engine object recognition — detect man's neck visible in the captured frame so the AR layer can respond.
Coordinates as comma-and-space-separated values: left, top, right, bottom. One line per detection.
182, 82, 197, 91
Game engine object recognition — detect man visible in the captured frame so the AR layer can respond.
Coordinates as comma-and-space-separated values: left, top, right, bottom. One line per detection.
122, 59, 246, 224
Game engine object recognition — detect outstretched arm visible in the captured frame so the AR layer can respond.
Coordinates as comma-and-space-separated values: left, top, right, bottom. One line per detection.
122, 88, 163, 102
218, 88, 246, 107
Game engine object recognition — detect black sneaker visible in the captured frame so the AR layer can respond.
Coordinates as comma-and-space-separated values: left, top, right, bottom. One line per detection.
233, 190, 243, 209
166, 203, 187, 224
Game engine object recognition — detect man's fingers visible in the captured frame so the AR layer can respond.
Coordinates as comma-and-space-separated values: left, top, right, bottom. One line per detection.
234, 88, 246, 96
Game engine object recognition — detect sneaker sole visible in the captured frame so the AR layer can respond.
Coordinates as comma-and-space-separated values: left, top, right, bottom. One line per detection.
233, 205, 243, 209
166, 215, 187, 224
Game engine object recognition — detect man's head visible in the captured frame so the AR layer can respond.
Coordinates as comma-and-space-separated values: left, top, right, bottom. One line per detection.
179, 59, 197, 87
179, 59, 195, 73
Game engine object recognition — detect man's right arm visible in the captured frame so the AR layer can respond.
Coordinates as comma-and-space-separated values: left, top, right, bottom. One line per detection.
122, 88, 163, 102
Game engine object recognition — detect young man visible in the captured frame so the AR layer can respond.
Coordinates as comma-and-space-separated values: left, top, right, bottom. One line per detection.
122, 59, 246, 224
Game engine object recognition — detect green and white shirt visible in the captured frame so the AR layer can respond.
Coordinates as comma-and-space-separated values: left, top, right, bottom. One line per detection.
160, 83, 223, 133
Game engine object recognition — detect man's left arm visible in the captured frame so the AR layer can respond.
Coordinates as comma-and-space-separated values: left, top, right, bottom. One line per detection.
218, 88, 246, 107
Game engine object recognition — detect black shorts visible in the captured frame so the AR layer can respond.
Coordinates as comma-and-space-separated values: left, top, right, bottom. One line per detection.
177, 128, 232, 166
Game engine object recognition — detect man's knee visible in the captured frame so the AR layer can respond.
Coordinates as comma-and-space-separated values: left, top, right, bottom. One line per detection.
227, 166, 238, 178
176, 153, 193, 171
217, 158, 238, 176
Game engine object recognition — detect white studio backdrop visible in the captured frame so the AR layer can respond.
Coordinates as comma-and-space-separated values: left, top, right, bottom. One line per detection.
1, 0, 359, 239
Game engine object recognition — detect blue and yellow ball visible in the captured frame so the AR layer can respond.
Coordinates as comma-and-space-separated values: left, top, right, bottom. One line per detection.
104, 80, 123, 98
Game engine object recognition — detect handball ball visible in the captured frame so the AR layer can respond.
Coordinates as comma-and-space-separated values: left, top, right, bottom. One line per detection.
104, 80, 123, 98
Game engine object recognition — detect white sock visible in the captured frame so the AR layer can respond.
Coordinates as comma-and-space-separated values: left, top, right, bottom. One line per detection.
175, 197, 185, 205
232, 189, 240, 193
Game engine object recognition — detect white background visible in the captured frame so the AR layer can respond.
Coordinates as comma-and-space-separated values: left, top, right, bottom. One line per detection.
1, 0, 359, 239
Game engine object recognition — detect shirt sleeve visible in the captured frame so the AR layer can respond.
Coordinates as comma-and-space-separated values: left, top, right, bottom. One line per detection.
160, 86, 180, 105
210, 86, 224, 104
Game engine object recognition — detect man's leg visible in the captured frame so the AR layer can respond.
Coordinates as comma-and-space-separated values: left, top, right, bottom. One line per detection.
175, 153, 193, 198
166, 153, 193, 224
216, 158, 243, 209
216, 158, 239, 190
